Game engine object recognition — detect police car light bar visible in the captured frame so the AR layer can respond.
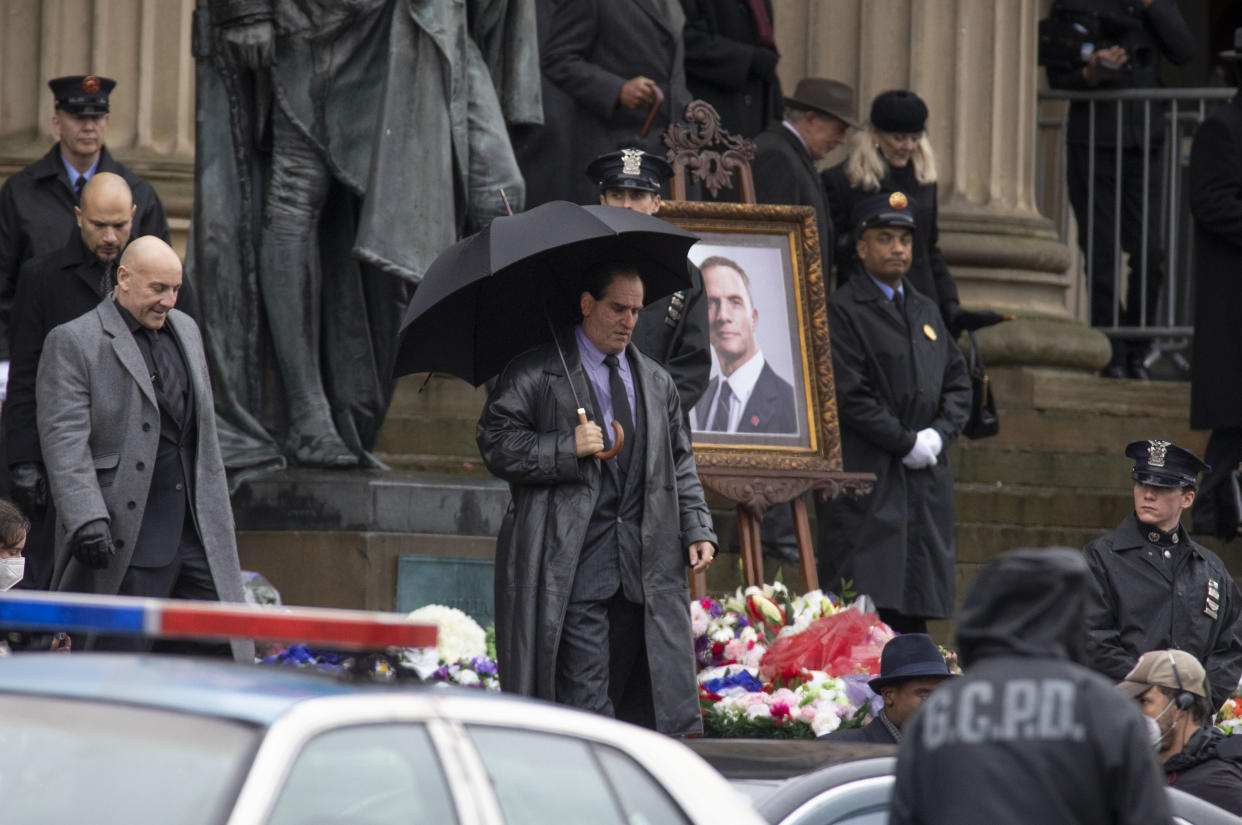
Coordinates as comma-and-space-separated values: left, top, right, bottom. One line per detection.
0, 590, 437, 650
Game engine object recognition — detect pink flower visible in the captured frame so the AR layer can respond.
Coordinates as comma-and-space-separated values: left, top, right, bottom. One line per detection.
770, 702, 792, 721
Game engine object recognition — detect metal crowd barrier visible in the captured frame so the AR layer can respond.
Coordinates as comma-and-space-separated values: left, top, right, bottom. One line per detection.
1037, 87, 1237, 375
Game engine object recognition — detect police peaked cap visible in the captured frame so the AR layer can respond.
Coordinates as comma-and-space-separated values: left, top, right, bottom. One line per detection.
1125, 439, 1210, 488
586, 147, 674, 194
853, 190, 918, 236
49, 75, 116, 115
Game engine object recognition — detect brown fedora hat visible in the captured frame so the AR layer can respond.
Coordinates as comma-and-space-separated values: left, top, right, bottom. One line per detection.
784, 77, 859, 128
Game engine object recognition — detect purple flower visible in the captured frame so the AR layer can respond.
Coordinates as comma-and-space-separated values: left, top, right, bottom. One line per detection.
841, 672, 881, 715
735, 616, 750, 629
472, 657, 499, 675
708, 601, 723, 618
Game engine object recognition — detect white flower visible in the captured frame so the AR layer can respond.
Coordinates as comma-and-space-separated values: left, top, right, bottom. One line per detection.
744, 703, 772, 720
456, 668, 480, 687
739, 626, 758, 644
405, 605, 486, 664
810, 709, 841, 736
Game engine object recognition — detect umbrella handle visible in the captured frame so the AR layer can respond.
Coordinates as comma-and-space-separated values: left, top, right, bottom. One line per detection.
639, 87, 665, 139
578, 409, 624, 460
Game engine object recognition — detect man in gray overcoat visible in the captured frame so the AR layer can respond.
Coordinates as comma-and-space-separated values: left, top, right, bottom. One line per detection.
817, 192, 970, 635
36, 236, 250, 661
477, 262, 715, 736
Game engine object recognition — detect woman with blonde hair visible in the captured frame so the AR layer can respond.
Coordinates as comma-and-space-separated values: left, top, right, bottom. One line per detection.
822, 89, 1000, 335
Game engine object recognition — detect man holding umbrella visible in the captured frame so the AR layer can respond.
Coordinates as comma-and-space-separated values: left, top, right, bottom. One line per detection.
477, 259, 716, 736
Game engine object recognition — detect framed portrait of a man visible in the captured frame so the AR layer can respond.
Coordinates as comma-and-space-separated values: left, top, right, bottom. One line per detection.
657, 201, 840, 472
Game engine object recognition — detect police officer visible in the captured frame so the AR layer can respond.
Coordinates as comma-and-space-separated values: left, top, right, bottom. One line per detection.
1084, 440, 1242, 709
585, 147, 710, 416
891, 548, 1171, 825
0, 75, 170, 359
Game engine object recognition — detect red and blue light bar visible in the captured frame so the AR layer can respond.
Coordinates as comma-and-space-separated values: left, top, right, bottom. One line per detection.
0, 590, 437, 650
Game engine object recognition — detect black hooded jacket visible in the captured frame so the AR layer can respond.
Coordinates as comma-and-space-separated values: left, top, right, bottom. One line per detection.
891, 548, 1172, 825
1163, 726, 1242, 816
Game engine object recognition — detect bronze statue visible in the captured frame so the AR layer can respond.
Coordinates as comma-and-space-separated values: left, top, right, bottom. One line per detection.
188, 0, 540, 473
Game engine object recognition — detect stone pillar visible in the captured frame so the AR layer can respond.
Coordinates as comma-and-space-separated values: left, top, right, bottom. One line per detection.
0, 0, 197, 253
774, 0, 1109, 371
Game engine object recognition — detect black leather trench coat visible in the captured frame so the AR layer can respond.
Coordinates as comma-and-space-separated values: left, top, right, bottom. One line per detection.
477, 329, 715, 736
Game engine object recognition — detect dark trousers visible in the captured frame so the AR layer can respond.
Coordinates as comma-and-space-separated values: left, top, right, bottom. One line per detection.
89, 521, 230, 657
1066, 142, 1164, 365
555, 590, 654, 729
1194, 428, 1242, 540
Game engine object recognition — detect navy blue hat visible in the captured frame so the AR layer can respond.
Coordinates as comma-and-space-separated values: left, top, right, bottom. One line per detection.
870, 90, 929, 134
1126, 439, 1210, 488
586, 148, 673, 194
49, 75, 115, 115
869, 633, 952, 692
853, 190, 918, 236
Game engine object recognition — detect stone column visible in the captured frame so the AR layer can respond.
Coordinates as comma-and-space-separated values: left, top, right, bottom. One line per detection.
774, 0, 1109, 370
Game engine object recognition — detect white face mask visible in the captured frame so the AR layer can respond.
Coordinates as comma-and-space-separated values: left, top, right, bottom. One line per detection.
0, 556, 24, 591
1147, 698, 1176, 748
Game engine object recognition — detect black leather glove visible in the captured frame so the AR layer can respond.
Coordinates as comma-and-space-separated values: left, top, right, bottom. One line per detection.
69, 519, 114, 570
945, 303, 1007, 337
10, 462, 48, 521
750, 46, 779, 81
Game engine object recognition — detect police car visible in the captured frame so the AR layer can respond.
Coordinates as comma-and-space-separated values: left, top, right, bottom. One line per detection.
0, 591, 767, 825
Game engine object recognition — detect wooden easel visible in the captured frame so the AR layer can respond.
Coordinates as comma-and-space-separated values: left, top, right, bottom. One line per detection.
661, 101, 875, 598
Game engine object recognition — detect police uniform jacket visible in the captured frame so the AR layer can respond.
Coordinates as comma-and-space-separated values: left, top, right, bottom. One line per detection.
822, 162, 959, 316
0, 144, 170, 358
679, 0, 781, 139
818, 272, 970, 618
476, 327, 715, 736
1188, 94, 1242, 430
630, 261, 711, 414
891, 549, 1172, 825
1084, 512, 1242, 709
751, 123, 831, 280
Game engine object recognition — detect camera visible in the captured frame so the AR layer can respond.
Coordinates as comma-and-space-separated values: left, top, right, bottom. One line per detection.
1038, 1, 1143, 72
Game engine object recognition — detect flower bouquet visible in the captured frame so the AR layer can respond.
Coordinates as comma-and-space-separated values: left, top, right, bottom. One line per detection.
399, 605, 501, 691
695, 583, 893, 739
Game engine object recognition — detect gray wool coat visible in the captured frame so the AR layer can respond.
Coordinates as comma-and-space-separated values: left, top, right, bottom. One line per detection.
36, 298, 250, 661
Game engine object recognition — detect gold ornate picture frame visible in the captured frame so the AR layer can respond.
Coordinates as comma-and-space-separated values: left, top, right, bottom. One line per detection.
657, 201, 841, 474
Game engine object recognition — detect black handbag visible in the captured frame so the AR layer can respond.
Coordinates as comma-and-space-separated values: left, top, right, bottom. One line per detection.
962, 330, 999, 439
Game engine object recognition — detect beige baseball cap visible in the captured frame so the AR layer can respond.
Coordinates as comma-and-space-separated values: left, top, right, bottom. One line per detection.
1116, 649, 1208, 699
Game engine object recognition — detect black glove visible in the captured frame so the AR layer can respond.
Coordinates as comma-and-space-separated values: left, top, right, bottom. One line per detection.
10, 462, 48, 521
69, 519, 115, 570
750, 46, 779, 81
945, 303, 1007, 337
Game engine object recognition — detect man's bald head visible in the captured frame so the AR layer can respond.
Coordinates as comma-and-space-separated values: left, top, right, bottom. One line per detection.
116, 236, 182, 330
75, 172, 135, 262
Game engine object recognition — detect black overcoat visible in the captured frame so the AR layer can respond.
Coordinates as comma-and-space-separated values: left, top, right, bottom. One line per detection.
476, 329, 716, 736
0, 144, 169, 358
822, 164, 959, 315
751, 123, 831, 280
1188, 95, 1242, 430
1083, 513, 1242, 709
820, 715, 897, 744
541, 0, 692, 207
679, 0, 780, 139
817, 275, 970, 618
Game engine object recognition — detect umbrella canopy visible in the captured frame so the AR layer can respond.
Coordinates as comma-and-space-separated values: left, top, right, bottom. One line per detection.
393, 201, 698, 385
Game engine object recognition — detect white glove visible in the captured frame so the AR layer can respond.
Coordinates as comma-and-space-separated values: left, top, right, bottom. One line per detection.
901, 429, 941, 470
918, 427, 943, 457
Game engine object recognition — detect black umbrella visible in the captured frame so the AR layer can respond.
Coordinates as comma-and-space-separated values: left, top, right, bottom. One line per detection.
393, 201, 698, 385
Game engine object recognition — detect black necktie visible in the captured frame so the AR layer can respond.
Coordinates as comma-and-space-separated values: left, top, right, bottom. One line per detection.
147, 328, 186, 425
603, 354, 634, 470
73, 175, 85, 200
97, 261, 114, 298
711, 381, 733, 431
892, 290, 905, 312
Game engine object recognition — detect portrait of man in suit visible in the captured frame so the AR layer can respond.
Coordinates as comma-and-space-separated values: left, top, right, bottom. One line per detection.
693, 254, 796, 434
